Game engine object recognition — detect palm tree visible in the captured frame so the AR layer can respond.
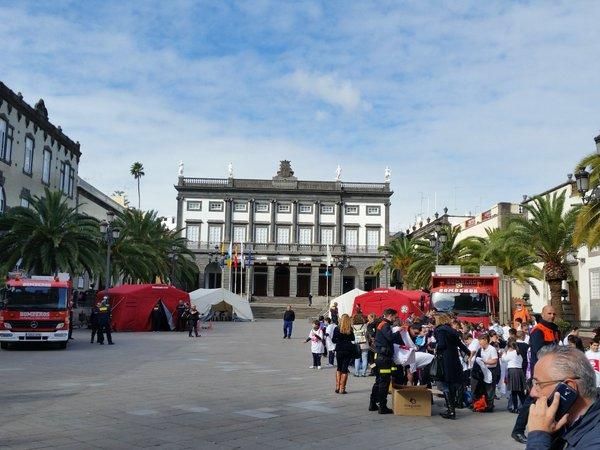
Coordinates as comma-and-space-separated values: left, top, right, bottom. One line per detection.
130, 162, 145, 209
373, 234, 418, 289
573, 153, 600, 247
510, 192, 577, 317
0, 189, 101, 275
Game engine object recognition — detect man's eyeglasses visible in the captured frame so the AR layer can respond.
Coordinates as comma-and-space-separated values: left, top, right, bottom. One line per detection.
531, 377, 580, 389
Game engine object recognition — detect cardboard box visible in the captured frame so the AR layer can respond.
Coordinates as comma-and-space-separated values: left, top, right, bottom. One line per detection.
392, 387, 432, 416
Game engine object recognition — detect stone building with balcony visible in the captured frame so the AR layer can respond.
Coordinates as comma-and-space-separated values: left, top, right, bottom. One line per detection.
175, 161, 393, 298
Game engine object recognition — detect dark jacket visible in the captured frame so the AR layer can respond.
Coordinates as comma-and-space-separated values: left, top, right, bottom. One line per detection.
526, 392, 600, 450
374, 319, 402, 358
283, 310, 295, 322
434, 324, 470, 384
530, 319, 560, 371
332, 328, 355, 353
96, 305, 111, 326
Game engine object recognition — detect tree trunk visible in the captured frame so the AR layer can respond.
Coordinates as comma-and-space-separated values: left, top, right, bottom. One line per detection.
137, 178, 141, 209
547, 279, 564, 318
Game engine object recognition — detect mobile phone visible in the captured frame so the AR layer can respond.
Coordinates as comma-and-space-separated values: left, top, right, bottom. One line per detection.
548, 382, 578, 421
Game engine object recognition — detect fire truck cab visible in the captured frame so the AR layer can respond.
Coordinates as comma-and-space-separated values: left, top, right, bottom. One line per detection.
0, 272, 72, 349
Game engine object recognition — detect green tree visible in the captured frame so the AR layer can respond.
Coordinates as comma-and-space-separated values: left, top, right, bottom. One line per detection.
130, 162, 145, 209
573, 153, 600, 247
0, 189, 101, 275
510, 192, 577, 317
373, 234, 418, 289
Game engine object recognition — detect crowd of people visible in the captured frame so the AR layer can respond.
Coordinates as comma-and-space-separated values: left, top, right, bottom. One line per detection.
289, 303, 600, 449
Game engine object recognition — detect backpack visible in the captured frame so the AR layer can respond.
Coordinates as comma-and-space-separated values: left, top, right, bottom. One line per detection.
472, 395, 488, 412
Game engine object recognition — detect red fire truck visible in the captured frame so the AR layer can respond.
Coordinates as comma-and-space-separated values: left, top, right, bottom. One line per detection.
431, 266, 508, 328
0, 273, 73, 349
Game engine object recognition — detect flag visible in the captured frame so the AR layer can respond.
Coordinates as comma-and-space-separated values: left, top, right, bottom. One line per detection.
240, 242, 245, 269
326, 244, 332, 267
233, 244, 239, 269
226, 241, 233, 268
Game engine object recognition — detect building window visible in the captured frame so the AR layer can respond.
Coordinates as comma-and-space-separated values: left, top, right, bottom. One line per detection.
255, 226, 268, 243
234, 202, 248, 212
366, 205, 381, 216
20, 197, 29, 208
321, 227, 334, 245
233, 225, 246, 243
277, 203, 291, 213
0, 118, 10, 162
68, 166, 75, 197
299, 204, 312, 214
209, 201, 224, 212
42, 148, 52, 184
345, 228, 359, 250
366, 228, 380, 251
321, 204, 334, 215
277, 226, 290, 244
186, 224, 200, 243
0, 187, 5, 214
187, 201, 202, 211
255, 202, 269, 213
23, 137, 34, 175
345, 205, 359, 215
208, 225, 222, 245
590, 269, 600, 320
60, 161, 74, 197
299, 227, 312, 245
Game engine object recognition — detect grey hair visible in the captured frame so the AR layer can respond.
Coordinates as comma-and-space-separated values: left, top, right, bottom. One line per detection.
537, 345, 597, 399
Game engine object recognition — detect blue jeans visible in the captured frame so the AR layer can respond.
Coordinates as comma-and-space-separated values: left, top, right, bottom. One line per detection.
355, 349, 369, 376
283, 320, 293, 338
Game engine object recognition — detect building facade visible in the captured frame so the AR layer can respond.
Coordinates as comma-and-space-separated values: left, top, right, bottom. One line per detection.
0, 82, 81, 212
176, 161, 393, 297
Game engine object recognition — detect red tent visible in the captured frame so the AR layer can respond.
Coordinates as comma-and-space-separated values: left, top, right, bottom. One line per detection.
352, 289, 427, 320
97, 284, 190, 332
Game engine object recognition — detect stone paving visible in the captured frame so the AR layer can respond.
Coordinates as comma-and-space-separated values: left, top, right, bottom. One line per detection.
0, 320, 525, 449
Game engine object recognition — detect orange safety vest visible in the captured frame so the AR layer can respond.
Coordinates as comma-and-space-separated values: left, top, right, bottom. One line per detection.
532, 322, 560, 344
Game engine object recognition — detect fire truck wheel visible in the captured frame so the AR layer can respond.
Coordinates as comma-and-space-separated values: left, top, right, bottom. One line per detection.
0, 342, 8, 350
58, 342, 68, 350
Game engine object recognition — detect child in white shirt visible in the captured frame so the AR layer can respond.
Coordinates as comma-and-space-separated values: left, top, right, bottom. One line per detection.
305, 320, 324, 369
502, 341, 526, 412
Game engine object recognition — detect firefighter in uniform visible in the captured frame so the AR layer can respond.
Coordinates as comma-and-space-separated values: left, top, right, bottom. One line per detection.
90, 302, 100, 343
97, 297, 114, 345
369, 308, 402, 414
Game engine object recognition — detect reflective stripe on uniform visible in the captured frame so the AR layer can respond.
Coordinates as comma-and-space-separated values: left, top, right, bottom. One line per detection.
378, 367, 397, 374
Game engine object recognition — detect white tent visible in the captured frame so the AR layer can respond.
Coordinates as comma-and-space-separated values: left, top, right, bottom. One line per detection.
329, 288, 366, 316
188, 288, 254, 322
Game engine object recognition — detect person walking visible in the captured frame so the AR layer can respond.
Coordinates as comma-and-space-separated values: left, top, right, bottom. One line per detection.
96, 297, 114, 345
324, 317, 337, 366
308, 293, 313, 307
369, 308, 402, 414
511, 305, 560, 444
352, 313, 369, 377
188, 305, 200, 337
332, 314, 355, 394
282, 305, 295, 339
176, 300, 186, 331
434, 313, 470, 419
68, 300, 75, 340
90, 301, 100, 344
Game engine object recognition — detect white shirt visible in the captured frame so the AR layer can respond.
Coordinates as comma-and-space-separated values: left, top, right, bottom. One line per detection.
502, 349, 523, 369
467, 339, 480, 369
325, 324, 337, 351
585, 350, 600, 372
308, 328, 324, 354
480, 345, 498, 368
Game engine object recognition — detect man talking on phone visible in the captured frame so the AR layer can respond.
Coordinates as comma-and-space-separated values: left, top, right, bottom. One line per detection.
526, 346, 600, 449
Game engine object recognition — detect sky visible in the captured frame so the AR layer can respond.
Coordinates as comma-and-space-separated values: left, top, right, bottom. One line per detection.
1, 0, 599, 232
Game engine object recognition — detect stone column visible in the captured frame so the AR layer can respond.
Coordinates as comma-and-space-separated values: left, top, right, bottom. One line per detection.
336, 201, 344, 245
291, 200, 298, 244
176, 195, 184, 235
223, 264, 232, 292
384, 201, 391, 245
289, 263, 298, 297
224, 197, 233, 242
270, 199, 277, 243
310, 265, 320, 296
267, 263, 275, 297
248, 198, 255, 244
313, 201, 321, 245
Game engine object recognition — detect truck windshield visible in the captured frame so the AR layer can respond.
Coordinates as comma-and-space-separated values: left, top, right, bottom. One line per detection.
432, 292, 488, 314
1, 286, 68, 310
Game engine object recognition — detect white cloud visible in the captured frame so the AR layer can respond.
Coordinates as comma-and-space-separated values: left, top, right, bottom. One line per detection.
285, 70, 363, 112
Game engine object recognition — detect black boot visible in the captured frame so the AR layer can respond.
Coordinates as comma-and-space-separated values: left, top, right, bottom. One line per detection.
368, 398, 378, 412
378, 403, 393, 414
440, 393, 456, 420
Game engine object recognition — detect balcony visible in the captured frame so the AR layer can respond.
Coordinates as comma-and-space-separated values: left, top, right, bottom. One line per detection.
186, 241, 382, 256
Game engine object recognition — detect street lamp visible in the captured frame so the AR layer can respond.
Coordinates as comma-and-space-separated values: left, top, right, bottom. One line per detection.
429, 226, 447, 265
334, 254, 350, 294
574, 167, 600, 204
99, 211, 120, 300
244, 249, 255, 301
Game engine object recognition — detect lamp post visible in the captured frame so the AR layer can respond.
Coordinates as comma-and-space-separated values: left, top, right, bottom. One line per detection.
334, 254, 350, 295
244, 249, 254, 301
573, 167, 600, 204
99, 211, 120, 300
428, 224, 448, 266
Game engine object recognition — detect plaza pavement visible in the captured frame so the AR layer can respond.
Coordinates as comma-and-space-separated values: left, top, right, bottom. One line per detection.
0, 320, 524, 450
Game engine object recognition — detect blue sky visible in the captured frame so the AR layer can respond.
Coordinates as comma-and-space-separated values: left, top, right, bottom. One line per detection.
1, 0, 599, 231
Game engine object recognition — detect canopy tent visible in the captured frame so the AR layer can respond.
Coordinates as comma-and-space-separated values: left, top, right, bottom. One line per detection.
188, 288, 254, 322
329, 288, 366, 317
98, 284, 190, 332
352, 289, 427, 321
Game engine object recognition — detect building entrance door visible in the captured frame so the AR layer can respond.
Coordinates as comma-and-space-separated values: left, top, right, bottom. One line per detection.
342, 276, 355, 293
296, 266, 311, 297
363, 276, 377, 291
253, 265, 268, 296
274, 265, 290, 297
